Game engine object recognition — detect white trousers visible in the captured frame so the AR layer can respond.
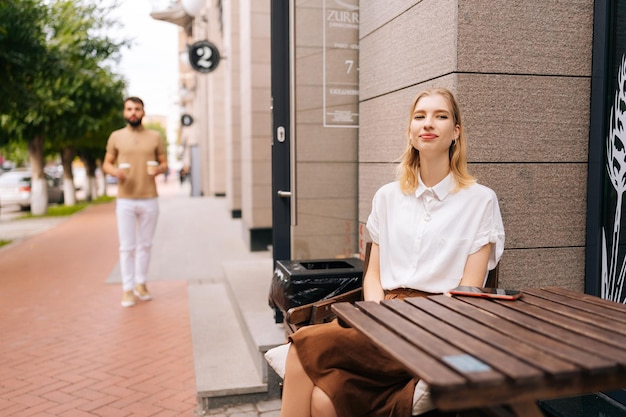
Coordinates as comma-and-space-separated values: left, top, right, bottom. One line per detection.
116, 198, 159, 291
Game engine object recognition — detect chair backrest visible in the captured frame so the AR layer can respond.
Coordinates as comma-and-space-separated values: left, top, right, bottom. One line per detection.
362, 241, 372, 276
285, 244, 499, 334
484, 264, 499, 288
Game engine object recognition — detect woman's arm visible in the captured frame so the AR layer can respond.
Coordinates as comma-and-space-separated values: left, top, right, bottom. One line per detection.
458, 243, 492, 287
363, 242, 385, 302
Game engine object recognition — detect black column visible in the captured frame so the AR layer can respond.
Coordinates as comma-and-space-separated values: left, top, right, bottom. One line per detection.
270, 0, 291, 263
584, 0, 612, 296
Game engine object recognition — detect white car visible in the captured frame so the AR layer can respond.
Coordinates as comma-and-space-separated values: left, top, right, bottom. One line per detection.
0, 169, 65, 210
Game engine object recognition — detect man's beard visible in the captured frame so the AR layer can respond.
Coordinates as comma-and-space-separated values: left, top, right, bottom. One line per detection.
125, 117, 142, 127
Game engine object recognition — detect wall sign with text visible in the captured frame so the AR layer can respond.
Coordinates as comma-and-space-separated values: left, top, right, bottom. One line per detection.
181, 114, 194, 126
189, 40, 220, 73
323, 0, 359, 128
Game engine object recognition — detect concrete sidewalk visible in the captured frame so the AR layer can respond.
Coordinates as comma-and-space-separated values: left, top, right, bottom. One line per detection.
0, 179, 282, 417
104, 183, 270, 285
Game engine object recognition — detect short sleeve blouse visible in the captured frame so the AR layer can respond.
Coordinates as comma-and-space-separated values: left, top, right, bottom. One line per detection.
366, 174, 505, 293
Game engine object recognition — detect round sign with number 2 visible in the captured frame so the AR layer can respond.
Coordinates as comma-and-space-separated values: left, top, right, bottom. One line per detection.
189, 40, 221, 73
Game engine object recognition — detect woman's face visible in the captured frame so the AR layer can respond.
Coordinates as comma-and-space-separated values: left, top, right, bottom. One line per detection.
409, 94, 460, 155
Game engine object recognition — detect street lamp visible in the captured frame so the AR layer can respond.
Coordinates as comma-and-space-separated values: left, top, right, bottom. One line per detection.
149, 0, 194, 36
181, 0, 204, 17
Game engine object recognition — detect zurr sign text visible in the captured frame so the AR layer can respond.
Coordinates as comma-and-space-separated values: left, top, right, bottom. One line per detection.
327, 10, 359, 24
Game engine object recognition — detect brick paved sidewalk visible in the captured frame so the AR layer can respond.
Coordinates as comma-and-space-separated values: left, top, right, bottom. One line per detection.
0, 202, 197, 417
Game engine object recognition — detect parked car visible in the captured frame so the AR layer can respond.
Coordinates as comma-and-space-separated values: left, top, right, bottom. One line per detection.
0, 169, 65, 210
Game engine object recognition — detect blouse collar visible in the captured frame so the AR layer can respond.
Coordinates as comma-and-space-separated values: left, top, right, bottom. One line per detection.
415, 172, 454, 201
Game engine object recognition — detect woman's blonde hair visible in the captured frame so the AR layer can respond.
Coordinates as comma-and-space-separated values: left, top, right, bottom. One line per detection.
396, 88, 475, 194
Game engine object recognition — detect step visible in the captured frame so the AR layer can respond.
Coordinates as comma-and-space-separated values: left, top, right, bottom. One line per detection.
222, 258, 287, 379
189, 281, 265, 395
188, 280, 280, 409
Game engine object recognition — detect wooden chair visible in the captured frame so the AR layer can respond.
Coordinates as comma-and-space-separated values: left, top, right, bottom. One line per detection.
484, 262, 499, 288
273, 242, 501, 416
283, 242, 499, 335
283, 242, 371, 334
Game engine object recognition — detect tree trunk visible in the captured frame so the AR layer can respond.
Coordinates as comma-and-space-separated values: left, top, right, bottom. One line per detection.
96, 158, 107, 197
82, 157, 98, 201
28, 134, 47, 215
61, 147, 77, 206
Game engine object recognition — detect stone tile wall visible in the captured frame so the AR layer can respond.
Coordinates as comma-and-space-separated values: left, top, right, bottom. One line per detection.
358, 0, 594, 290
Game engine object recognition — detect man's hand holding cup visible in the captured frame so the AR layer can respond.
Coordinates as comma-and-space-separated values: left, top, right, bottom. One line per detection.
117, 163, 130, 180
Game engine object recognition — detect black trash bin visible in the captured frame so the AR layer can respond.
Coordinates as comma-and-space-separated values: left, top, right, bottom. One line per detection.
268, 257, 364, 323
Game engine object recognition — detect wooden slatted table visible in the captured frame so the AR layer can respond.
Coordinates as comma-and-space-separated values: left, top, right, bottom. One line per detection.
331, 287, 626, 416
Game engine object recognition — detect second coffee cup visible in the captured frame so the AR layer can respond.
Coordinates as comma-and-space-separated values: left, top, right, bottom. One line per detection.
147, 161, 158, 175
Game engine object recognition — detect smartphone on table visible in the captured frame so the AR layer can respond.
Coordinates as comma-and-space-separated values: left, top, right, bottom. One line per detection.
449, 286, 522, 300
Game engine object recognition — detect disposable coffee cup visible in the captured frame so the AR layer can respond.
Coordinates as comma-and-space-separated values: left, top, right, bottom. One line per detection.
147, 161, 158, 175
118, 163, 130, 173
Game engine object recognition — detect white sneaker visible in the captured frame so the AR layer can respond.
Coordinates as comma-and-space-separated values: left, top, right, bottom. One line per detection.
134, 283, 152, 301
121, 290, 136, 307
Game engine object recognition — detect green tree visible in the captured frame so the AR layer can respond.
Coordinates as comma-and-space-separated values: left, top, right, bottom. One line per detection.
76, 79, 126, 202
50, 66, 126, 204
145, 121, 168, 149
0, 142, 28, 168
0, 0, 127, 214
0, 0, 48, 115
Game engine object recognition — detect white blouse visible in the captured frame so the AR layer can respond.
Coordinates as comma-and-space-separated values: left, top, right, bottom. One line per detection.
366, 174, 505, 293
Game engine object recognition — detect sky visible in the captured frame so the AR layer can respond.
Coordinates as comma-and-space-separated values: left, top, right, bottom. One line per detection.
103, 0, 180, 119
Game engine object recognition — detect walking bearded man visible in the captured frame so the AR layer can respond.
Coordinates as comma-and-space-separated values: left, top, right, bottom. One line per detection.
103, 97, 168, 307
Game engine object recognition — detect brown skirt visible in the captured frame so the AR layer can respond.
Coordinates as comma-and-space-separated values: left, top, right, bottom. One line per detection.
288, 290, 433, 417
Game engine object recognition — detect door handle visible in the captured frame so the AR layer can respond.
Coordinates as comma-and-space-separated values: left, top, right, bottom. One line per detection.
277, 190, 291, 198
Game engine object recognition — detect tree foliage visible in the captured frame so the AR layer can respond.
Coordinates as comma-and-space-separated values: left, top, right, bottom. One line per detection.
0, 0, 129, 213
145, 121, 168, 149
0, 0, 48, 117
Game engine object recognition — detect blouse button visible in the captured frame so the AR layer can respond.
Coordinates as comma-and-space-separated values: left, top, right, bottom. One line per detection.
424, 213, 431, 221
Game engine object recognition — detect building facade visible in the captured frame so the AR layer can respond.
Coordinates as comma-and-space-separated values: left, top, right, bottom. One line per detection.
359, 1, 593, 295
153, 0, 273, 251
153, 0, 624, 300
152, 0, 625, 406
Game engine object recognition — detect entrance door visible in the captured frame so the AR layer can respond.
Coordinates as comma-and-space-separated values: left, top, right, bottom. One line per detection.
270, 0, 360, 264
270, 0, 292, 263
